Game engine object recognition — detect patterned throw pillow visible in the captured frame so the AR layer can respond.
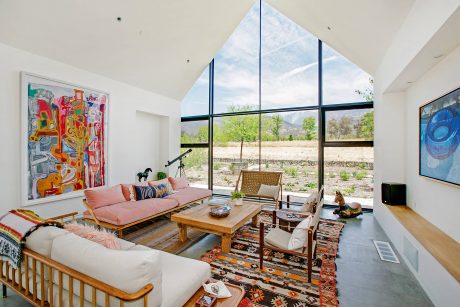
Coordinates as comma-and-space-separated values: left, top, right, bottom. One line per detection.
134, 186, 156, 201
152, 183, 170, 198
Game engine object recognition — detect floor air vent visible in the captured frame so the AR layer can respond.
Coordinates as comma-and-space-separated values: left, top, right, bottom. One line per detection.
373, 240, 400, 263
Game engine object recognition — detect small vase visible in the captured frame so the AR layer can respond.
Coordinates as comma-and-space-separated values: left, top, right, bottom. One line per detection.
233, 198, 243, 206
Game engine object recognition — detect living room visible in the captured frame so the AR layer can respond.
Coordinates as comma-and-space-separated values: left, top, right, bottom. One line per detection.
0, 1, 459, 307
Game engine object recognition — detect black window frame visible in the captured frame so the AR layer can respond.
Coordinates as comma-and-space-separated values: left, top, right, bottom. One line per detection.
180, 0, 373, 200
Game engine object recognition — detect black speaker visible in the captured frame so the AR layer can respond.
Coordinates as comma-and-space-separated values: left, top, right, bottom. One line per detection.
382, 183, 406, 205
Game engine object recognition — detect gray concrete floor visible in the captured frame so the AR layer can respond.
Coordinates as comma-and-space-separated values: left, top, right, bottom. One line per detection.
0, 209, 433, 307
178, 208, 434, 307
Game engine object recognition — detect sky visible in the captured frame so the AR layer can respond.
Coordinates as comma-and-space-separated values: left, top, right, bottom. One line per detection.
182, 1, 372, 117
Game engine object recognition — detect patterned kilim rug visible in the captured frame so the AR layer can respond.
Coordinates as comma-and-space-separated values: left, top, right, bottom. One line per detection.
201, 214, 344, 307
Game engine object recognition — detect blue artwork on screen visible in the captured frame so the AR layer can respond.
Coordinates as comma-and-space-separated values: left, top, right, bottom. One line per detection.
420, 88, 460, 186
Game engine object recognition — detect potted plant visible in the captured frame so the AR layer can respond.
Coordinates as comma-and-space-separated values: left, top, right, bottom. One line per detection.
230, 191, 245, 206
157, 171, 167, 180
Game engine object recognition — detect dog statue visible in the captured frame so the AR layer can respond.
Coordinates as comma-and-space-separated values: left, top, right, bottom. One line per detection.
333, 191, 363, 218
136, 168, 152, 182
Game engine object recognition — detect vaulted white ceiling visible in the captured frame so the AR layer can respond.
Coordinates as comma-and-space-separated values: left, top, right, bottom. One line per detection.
0, 0, 416, 100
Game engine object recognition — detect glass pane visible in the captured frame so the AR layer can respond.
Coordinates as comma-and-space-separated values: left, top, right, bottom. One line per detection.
181, 120, 208, 144
325, 109, 373, 141
181, 67, 209, 117
261, 2, 318, 109
261, 111, 319, 200
324, 147, 374, 207
212, 114, 259, 194
214, 2, 260, 114
181, 147, 208, 189
323, 43, 373, 104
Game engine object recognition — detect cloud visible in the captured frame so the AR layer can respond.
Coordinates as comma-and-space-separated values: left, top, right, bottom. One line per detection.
182, 1, 372, 115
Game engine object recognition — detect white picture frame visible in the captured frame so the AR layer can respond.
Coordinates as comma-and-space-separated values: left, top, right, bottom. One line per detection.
21, 72, 109, 206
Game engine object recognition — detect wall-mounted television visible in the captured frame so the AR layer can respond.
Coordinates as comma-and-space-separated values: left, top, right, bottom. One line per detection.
419, 87, 460, 187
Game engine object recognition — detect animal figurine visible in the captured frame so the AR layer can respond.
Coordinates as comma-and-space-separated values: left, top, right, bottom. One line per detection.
136, 168, 152, 182
333, 191, 363, 218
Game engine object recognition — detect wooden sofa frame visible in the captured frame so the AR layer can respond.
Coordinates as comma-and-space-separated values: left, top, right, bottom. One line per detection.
1, 211, 153, 306
83, 196, 210, 238
259, 199, 324, 283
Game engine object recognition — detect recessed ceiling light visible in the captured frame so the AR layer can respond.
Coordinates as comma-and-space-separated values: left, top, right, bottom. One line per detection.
327, 26, 331, 30
186, 59, 190, 63
117, 17, 122, 22
434, 54, 443, 59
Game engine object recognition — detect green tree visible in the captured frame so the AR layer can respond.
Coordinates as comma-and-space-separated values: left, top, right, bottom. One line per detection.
338, 116, 353, 138
196, 126, 208, 142
357, 111, 374, 139
355, 78, 374, 102
302, 116, 317, 140
271, 114, 283, 141
327, 118, 340, 140
222, 105, 258, 161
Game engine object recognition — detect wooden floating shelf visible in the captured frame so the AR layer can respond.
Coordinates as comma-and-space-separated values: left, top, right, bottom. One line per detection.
386, 205, 460, 283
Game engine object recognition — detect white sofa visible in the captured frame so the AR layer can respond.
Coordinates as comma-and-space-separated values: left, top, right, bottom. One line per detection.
20, 226, 211, 307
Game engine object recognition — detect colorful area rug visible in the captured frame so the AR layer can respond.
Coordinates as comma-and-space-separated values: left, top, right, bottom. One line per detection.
201, 215, 344, 307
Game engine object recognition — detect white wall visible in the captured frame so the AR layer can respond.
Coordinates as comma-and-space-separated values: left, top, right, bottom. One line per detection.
404, 45, 460, 242
0, 43, 181, 218
374, 45, 460, 307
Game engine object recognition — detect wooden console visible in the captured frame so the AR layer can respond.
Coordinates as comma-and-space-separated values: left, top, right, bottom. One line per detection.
386, 205, 460, 282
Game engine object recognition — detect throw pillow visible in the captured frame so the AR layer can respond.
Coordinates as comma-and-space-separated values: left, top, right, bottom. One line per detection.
149, 180, 174, 195
288, 215, 313, 250
168, 176, 189, 190
121, 184, 136, 202
84, 185, 126, 210
134, 186, 156, 200
301, 192, 317, 213
257, 184, 280, 199
152, 183, 170, 198
64, 223, 121, 249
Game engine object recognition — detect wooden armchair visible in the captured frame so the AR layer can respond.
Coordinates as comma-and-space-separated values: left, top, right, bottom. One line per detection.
281, 185, 324, 213
259, 199, 324, 283
235, 170, 283, 207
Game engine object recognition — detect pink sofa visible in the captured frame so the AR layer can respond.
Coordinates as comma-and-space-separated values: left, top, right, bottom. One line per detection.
82, 178, 212, 237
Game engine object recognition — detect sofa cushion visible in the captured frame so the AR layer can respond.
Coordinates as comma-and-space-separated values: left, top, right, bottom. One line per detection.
83, 198, 179, 226
64, 223, 121, 249
51, 233, 162, 306
134, 186, 157, 200
168, 176, 189, 190
148, 178, 169, 186
149, 179, 174, 195
160, 251, 211, 307
25, 226, 69, 257
84, 185, 126, 210
165, 187, 212, 206
121, 184, 136, 201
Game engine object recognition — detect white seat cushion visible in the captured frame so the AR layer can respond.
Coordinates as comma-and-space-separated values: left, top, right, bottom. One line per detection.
25, 226, 69, 257
51, 233, 162, 307
288, 216, 312, 250
159, 251, 211, 307
117, 237, 136, 250
265, 227, 292, 250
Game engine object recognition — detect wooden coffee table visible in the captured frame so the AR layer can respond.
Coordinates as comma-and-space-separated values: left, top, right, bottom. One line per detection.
171, 201, 262, 253
184, 282, 245, 307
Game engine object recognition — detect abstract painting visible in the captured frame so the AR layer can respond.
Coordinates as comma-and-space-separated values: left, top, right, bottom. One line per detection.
420, 87, 460, 187
22, 73, 108, 205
